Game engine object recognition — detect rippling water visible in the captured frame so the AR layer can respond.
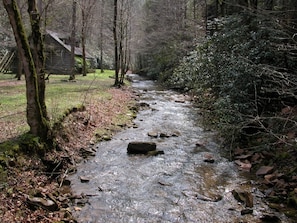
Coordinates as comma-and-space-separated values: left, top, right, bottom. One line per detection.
68, 75, 289, 223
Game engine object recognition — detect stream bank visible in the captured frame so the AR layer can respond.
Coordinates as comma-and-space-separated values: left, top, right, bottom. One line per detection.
69, 74, 290, 223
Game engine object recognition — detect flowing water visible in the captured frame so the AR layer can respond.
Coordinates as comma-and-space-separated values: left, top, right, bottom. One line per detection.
69, 74, 289, 223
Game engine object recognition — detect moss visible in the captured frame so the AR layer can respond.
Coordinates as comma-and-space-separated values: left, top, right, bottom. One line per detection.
288, 193, 297, 208
0, 141, 20, 168
18, 133, 45, 156
94, 129, 113, 142
0, 165, 7, 183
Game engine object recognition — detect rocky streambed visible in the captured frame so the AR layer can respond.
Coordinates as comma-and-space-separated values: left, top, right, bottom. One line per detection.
68, 74, 290, 223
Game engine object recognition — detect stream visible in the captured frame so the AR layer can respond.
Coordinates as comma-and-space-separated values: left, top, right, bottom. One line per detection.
68, 74, 289, 223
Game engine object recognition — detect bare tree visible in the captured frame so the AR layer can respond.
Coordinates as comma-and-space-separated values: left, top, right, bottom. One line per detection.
70, 0, 77, 80
99, 0, 105, 73
78, 0, 96, 76
113, 0, 134, 86
3, 0, 51, 143
113, 0, 119, 86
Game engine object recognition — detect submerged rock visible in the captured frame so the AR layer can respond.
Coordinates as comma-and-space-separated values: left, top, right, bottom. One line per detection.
127, 141, 157, 154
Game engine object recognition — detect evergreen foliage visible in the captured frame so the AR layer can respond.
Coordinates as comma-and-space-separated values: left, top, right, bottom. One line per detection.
167, 12, 297, 148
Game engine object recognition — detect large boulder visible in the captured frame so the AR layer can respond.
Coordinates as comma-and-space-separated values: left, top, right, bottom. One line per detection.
127, 141, 157, 154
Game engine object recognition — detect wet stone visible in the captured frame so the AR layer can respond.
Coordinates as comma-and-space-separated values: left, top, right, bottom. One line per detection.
148, 131, 158, 138
127, 141, 157, 154
160, 132, 171, 138
203, 153, 215, 163
260, 214, 281, 222
80, 176, 91, 183
241, 208, 253, 215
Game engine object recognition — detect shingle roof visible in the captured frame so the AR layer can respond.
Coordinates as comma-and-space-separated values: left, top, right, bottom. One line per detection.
46, 30, 93, 58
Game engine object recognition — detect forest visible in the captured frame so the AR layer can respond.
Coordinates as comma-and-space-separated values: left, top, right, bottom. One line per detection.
0, 0, 297, 222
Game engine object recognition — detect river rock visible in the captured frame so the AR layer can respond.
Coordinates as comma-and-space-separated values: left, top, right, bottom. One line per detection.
27, 195, 58, 211
80, 176, 91, 183
203, 153, 215, 163
232, 189, 254, 208
160, 132, 171, 138
260, 214, 281, 222
127, 141, 157, 154
137, 102, 150, 110
148, 131, 158, 138
241, 208, 253, 215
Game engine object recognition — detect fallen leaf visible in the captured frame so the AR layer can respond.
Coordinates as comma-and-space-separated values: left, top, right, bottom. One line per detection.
256, 166, 274, 176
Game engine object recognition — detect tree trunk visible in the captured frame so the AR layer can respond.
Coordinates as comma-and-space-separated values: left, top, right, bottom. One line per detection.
81, 7, 87, 76
100, 0, 105, 73
3, 0, 51, 142
16, 50, 22, 80
70, 0, 77, 80
113, 0, 119, 86
28, 0, 48, 120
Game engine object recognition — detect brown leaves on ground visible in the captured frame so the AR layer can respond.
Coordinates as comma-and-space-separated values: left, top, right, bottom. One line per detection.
55, 88, 135, 156
0, 87, 137, 223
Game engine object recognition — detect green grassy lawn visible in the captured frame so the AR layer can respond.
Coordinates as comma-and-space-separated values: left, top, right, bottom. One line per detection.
0, 70, 116, 141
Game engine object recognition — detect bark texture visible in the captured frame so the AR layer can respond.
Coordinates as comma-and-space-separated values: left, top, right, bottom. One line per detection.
3, 0, 50, 142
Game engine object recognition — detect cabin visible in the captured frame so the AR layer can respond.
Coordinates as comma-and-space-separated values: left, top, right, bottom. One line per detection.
1, 30, 95, 74
44, 30, 95, 74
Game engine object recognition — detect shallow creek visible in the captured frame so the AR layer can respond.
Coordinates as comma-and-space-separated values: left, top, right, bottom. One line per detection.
69, 74, 289, 222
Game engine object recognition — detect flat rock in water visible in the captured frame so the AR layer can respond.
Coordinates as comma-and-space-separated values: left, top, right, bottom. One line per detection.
203, 153, 215, 163
127, 141, 157, 154
160, 132, 171, 138
80, 176, 91, 183
148, 131, 158, 138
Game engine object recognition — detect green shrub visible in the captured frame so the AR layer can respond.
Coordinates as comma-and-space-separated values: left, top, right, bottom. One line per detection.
168, 12, 297, 148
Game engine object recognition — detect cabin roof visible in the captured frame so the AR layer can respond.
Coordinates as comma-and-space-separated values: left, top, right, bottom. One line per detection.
46, 30, 93, 58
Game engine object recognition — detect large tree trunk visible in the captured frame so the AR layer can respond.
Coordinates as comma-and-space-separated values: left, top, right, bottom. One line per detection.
70, 0, 77, 80
3, 0, 51, 142
28, 0, 48, 120
100, 0, 105, 73
81, 7, 87, 76
113, 0, 119, 86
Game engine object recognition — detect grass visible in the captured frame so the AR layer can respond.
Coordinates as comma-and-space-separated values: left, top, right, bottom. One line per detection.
0, 70, 117, 141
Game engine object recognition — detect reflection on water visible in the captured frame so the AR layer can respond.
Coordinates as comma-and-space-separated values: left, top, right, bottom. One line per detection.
68, 75, 289, 223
